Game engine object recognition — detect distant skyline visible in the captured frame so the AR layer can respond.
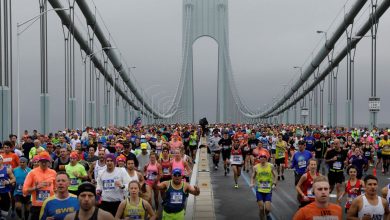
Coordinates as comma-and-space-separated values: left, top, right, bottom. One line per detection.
11, 0, 390, 132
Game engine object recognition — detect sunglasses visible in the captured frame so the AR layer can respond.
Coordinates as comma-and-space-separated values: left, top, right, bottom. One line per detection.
173, 173, 182, 177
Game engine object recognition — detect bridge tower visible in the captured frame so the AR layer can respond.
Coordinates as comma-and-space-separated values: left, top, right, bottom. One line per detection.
181, 0, 230, 123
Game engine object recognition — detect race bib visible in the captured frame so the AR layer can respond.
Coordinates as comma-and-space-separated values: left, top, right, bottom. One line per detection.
102, 179, 115, 191
364, 151, 371, 157
244, 146, 250, 151
0, 180, 5, 189
163, 167, 170, 175
251, 144, 257, 149
333, 161, 342, 170
170, 192, 183, 204
231, 155, 243, 164
278, 151, 285, 157
307, 186, 314, 198
223, 145, 230, 150
298, 160, 306, 168
70, 178, 78, 186
37, 190, 50, 202
347, 194, 357, 203
16, 184, 23, 192
259, 181, 270, 189
147, 172, 157, 181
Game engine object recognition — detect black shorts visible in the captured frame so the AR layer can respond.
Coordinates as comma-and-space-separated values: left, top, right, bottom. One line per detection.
328, 171, 344, 186
221, 150, 231, 161
189, 145, 197, 150
0, 192, 11, 211
242, 150, 251, 158
14, 194, 31, 204
271, 149, 276, 155
275, 158, 285, 166
294, 172, 303, 186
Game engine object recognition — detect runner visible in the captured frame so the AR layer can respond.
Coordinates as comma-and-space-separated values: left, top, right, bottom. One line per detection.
314, 135, 328, 175
379, 134, 390, 175
381, 183, 390, 209
64, 182, 115, 220
23, 151, 57, 220
347, 175, 389, 219
39, 172, 80, 220
337, 165, 364, 212
96, 153, 131, 216
144, 152, 162, 210
325, 138, 348, 199
250, 151, 277, 220
13, 157, 31, 219
252, 142, 270, 166
275, 133, 287, 181
208, 130, 222, 170
88, 150, 106, 184
218, 131, 232, 176
114, 180, 157, 220
126, 158, 149, 203
293, 176, 342, 219
230, 139, 244, 188
0, 154, 16, 219
159, 147, 172, 200
53, 148, 70, 172
291, 140, 312, 185
188, 130, 198, 163
296, 159, 320, 208
157, 168, 200, 219
0, 140, 20, 169
65, 151, 88, 195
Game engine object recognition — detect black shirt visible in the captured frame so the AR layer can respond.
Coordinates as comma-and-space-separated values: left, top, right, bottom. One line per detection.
314, 140, 328, 159
218, 138, 232, 151
325, 148, 347, 171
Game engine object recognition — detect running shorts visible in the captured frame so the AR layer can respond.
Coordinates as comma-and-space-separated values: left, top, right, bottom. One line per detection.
256, 191, 272, 202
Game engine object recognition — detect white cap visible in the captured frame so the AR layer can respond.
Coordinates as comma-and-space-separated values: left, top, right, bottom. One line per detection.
140, 135, 146, 138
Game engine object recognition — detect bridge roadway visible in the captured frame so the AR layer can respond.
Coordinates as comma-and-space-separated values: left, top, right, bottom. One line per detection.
208, 157, 390, 220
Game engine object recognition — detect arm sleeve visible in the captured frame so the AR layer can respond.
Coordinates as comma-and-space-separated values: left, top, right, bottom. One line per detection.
96, 170, 102, 191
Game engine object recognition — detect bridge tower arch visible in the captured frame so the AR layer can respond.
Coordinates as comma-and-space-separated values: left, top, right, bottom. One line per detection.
181, 0, 230, 123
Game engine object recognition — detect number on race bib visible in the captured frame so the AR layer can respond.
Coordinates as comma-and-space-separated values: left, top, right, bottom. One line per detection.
37, 190, 50, 202
298, 160, 306, 168
102, 179, 115, 191
333, 161, 342, 170
170, 192, 183, 204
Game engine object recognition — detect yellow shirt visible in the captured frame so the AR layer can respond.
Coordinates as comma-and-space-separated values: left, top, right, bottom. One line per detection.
379, 139, 390, 155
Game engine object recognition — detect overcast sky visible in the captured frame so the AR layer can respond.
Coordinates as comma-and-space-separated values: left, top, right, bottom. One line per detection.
12, 0, 390, 132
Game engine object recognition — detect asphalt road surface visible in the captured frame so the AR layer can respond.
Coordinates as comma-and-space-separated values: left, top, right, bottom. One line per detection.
209, 156, 390, 220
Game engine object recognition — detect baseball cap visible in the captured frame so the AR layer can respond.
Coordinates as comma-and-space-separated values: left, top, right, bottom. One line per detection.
140, 143, 148, 150
140, 135, 146, 139
38, 151, 51, 161
19, 157, 28, 163
172, 168, 182, 176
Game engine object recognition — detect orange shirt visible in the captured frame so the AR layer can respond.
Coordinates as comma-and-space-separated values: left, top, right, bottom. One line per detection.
293, 202, 342, 220
22, 167, 57, 207
1, 152, 20, 169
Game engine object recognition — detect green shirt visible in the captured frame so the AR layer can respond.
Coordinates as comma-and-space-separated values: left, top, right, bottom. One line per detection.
65, 163, 87, 191
29, 146, 45, 159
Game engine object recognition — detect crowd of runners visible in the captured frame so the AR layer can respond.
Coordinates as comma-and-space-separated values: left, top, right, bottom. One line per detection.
0, 123, 389, 219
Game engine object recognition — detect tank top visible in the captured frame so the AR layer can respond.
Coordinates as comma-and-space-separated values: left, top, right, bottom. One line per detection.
163, 181, 187, 213
363, 147, 372, 158
155, 140, 163, 156
171, 159, 185, 176
0, 166, 11, 193
230, 147, 243, 165
255, 163, 273, 193
94, 161, 107, 180
145, 163, 159, 184
55, 157, 70, 172
301, 171, 318, 201
160, 158, 171, 177
358, 195, 385, 220
123, 197, 146, 219
74, 207, 99, 220
345, 179, 362, 209
127, 170, 139, 182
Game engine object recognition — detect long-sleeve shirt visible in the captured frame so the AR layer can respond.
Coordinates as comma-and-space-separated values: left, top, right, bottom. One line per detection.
96, 167, 131, 202
22, 167, 57, 207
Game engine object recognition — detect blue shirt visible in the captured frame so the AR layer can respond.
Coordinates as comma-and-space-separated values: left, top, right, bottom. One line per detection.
39, 194, 79, 220
304, 136, 316, 151
0, 166, 11, 193
291, 150, 312, 175
13, 166, 32, 195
